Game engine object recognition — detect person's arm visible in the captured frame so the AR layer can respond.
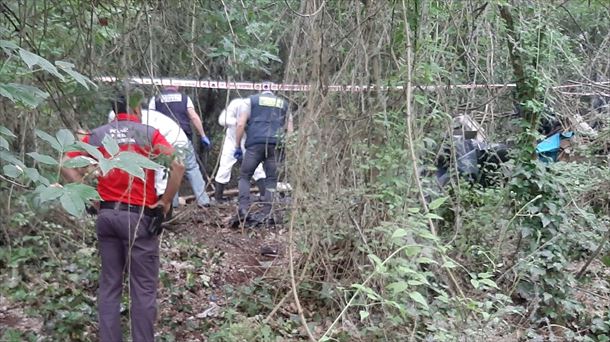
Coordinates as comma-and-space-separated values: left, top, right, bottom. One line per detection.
286, 112, 294, 134
235, 102, 250, 148
60, 164, 86, 183
60, 135, 91, 183
149, 130, 185, 214
154, 158, 185, 214
218, 102, 238, 127
148, 97, 156, 110
187, 107, 207, 138
185, 96, 207, 138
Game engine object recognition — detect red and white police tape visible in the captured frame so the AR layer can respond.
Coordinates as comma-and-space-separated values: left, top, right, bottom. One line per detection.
95, 76, 610, 94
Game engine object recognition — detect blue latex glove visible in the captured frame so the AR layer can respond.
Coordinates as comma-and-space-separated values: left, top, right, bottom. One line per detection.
200, 136, 211, 149
234, 148, 243, 160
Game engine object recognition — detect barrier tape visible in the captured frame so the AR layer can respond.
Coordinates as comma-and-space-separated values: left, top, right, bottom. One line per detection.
95, 76, 610, 94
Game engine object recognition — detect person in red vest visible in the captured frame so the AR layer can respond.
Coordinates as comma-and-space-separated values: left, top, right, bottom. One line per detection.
61, 89, 184, 342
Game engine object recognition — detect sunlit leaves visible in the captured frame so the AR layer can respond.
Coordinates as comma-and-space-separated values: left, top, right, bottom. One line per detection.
0, 83, 49, 108
27, 152, 59, 165
56, 129, 75, 150
0, 136, 9, 150
3, 164, 23, 178
102, 135, 119, 156
39, 186, 64, 203
45, 183, 101, 217
63, 156, 95, 168
0, 41, 95, 109
55, 61, 97, 89
428, 196, 448, 210
19, 49, 65, 80
0, 126, 16, 138
36, 129, 62, 152
76, 141, 104, 160
409, 291, 429, 310
59, 190, 86, 217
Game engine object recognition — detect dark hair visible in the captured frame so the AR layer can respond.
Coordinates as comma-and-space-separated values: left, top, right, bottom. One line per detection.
110, 88, 145, 114
111, 95, 128, 114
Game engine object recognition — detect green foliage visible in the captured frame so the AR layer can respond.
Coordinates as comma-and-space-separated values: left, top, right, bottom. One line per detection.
0, 228, 99, 339
0, 40, 95, 109
1, 0, 609, 340
2, 124, 164, 217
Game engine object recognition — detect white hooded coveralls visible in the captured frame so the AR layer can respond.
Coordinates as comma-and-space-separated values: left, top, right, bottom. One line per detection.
215, 98, 265, 184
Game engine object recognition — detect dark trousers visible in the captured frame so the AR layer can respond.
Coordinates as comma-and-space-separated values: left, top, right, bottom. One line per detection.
238, 143, 280, 216
96, 209, 159, 342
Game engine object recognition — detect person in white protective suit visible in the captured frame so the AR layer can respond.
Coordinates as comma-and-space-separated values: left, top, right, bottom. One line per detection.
213, 97, 266, 203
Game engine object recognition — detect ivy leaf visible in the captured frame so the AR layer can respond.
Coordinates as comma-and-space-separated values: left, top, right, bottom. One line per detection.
27, 152, 59, 165
56, 129, 75, 150
479, 278, 499, 289
0, 136, 8, 150
36, 129, 62, 152
98, 158, 115, 175
0, 150, 26, 169
351, 284, 379, 300
64, 183, 100, 201
391, 228, 408, 240
37, 174, 50, 186
59, 183, 100, 217
116, 151, 163, 170
359, 310, 369, 321
387, 281, 409, 294
76, 141, 103, 160
425, 213, 444, 220
0, 125, 16, 138
114, 157, 145, 180
403, 245, 421, 257
63, 156, 95, 168
368, 254, 384, 269
60, 191, 85, 217
0, 83, 49, 108
55, 61, 97, 90
3, 164, 23, 178
428, 196, 448, 210
39, 186, 64, 203
24, 167, 40, 182
102, 135, 120, 157
416, 229, 439, 241
409, 292, 429, 310
19, 48, 64, 80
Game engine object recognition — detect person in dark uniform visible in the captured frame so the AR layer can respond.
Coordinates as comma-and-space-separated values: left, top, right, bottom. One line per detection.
149, 85, 211, 207
61, 90, 185, 342
233, 83, 293, 225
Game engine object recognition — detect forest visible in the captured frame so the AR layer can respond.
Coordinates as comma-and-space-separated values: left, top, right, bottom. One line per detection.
1, 0, 609, 341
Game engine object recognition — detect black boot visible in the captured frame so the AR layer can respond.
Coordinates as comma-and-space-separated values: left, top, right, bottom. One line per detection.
256, 179, 266, 202
213, 181, 226, 203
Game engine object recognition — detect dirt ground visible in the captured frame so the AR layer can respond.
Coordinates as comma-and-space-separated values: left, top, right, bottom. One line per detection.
0, 195, 294, 341
155, 198, 293, 340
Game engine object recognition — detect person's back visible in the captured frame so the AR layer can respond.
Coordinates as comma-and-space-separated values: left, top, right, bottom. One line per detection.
233, 88, 292, 226
219, 98, 247, 139
214, 97, 266, 203
141, 109, 189, 148
149, 87, 212, 207
89, 114, 165, 206
245, 92, 288, 148
152, 87, 192, 139
62, 91, 184, 342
